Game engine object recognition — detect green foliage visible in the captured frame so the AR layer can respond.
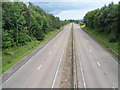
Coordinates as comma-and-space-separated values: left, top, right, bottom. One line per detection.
2, 30, 13, 48
2, 29, 61, 73
2, 2, 66, 49
2, 2, 70, 73
82, 27, 119, 55
84, 2, 119, 42
79, 21, 84, 26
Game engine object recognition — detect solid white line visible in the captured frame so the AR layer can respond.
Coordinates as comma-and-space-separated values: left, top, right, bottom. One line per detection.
51, 41, 67, 88
79, 58, 86, 88
107, 53, 118, 64
38, 65, 42, 70
78, 52, 86, 88
92, 37, 118, 65
97, 61, 100, 66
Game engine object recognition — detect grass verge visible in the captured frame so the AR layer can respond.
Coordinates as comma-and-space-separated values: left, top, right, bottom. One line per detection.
81, 26, 119, 61
59, 24, 73, 88
2, 29, 61, 73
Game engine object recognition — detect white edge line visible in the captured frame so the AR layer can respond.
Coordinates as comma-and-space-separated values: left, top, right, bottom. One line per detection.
51, 41, 67, 88
107, 53, 118, 64
77, 24, 117, 88
2, 50, 41, 86
78, 52, 86, 88
78, 24, 118, 65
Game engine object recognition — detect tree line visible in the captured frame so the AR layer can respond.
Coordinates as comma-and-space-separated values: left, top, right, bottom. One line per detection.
84, 2, 120, 42
2, 2, 69, 49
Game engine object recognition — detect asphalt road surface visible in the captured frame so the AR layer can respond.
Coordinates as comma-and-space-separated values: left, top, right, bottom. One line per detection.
2, 23, 118, 88
2, 24, 72, 88
73, 23, 118, 88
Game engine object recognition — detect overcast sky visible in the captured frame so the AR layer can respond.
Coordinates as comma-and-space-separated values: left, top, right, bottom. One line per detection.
24, 0, 120, 20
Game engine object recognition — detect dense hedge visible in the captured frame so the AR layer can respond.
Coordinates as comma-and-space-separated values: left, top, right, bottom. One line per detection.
84, 2, 120, 42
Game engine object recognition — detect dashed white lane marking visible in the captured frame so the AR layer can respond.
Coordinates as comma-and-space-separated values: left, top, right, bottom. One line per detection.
113, 86, 116, 90
112, 81, 116, 90
38, 65, 42, 70
97, 61, 100, 66
49, 51, 52, 55
90, 49, 91, 52
2, 49, 42, 86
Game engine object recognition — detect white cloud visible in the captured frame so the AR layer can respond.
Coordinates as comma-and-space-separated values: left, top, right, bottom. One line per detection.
22, 0, 119, 20
55, 9, 95, 20
54, 0, 119, 20
21, 0, 119, 3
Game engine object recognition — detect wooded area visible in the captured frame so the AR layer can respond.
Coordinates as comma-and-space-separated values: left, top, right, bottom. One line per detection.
2, 2, 68, 49
2, 2, 70, 73
84, 2, 120, 43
